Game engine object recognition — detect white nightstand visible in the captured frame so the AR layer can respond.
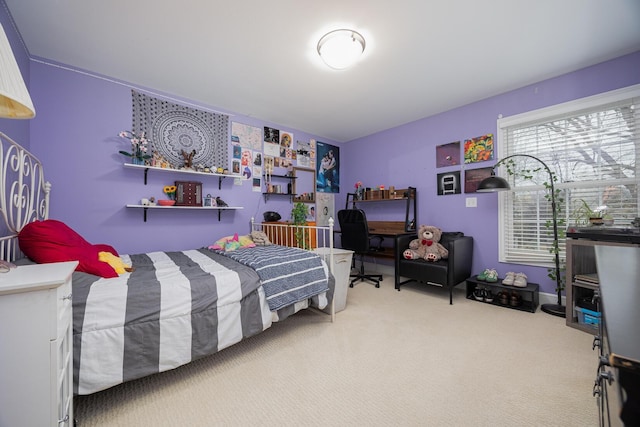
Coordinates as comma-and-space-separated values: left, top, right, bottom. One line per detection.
0, 261, 78, 427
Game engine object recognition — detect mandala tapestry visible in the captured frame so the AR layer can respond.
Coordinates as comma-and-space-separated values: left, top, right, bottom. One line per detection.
132, 90, 229, 169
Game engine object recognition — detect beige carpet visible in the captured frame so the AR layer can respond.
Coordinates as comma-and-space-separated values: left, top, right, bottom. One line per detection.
74, 277, 598, 426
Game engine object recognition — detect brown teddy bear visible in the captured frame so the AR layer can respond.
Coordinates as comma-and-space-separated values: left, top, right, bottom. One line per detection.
403, 225, 449, 262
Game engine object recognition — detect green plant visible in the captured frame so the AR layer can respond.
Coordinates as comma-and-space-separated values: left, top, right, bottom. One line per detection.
291, 202, 308, 225
503, 159, 566, 293
573, 199, 606, 225
290, 202, 309, 248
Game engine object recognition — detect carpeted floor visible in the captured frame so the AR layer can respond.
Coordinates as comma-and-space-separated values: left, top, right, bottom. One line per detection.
74, 277, 598, 426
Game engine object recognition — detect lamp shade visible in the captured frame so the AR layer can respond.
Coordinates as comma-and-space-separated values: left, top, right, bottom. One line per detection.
317, 29, 365, 70
0, 23, 35, 119
476, 175, 511, 192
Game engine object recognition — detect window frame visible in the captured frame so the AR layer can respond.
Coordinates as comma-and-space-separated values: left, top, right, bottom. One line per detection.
496, 83, 640, 268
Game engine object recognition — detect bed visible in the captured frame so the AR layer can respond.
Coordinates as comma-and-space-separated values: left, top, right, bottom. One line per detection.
0, 132, 336, 396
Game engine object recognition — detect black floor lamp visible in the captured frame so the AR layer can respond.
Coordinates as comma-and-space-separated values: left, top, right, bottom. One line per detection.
477, 154, 565, 318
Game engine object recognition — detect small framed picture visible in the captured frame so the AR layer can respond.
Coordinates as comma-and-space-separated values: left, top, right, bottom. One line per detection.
203, 194, 213, 207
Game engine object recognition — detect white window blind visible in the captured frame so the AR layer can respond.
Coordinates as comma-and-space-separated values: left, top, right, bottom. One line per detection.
497, 85, 640, 267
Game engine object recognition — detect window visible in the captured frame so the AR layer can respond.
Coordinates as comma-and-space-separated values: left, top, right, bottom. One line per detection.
497, 84, 640, 267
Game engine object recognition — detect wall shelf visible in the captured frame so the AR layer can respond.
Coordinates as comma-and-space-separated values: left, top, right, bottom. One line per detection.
124, 163, 242, 189
126, 204, 243, 222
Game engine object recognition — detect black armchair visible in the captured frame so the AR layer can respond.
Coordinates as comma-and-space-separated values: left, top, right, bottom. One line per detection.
395, 231, 473, 304
337, 209, 384, 288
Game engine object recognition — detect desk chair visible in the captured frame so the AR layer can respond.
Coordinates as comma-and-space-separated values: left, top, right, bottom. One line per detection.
337, 209, 384, 288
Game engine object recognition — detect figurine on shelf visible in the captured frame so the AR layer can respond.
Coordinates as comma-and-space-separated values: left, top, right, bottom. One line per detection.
181, 149, 196, 169
216, 196, 228, 207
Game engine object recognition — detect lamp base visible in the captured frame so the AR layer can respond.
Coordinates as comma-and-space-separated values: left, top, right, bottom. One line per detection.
541, 303, 566, 318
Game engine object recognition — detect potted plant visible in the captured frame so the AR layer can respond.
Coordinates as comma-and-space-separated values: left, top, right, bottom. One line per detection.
573, 199, 607, 226
291, 202, 309, 248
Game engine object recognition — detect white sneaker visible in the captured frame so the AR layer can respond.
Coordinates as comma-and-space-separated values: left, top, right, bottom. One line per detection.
513, 273, 528, 288
502, 272, 516, 286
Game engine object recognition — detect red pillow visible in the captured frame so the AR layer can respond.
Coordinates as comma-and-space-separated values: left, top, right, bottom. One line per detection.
18, 219, 119, 278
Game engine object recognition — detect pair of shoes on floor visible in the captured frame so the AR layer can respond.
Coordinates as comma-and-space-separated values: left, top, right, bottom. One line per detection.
477, 268, 498, 282
497, 290, 522, 307
502, 272, 528, 287
473, 287, 494, 303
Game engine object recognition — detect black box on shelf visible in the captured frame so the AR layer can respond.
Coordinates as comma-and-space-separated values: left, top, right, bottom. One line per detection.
576, 294, 598, 312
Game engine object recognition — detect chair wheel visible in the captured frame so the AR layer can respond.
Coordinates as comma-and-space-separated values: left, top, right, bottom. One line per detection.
349, 284, 354, 288
375, 283, 380, 288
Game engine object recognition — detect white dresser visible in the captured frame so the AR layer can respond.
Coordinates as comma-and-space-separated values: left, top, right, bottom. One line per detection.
0, 261, 78, 427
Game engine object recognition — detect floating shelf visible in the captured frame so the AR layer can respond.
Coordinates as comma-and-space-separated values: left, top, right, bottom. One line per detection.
126, 204, 243, 222
124, 163, 245, 189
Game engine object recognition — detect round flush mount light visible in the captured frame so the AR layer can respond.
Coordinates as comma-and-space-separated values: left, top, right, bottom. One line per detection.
317, 29, 366, 70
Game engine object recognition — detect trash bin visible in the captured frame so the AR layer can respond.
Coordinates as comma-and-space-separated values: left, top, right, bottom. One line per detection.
313, 247, 354, 313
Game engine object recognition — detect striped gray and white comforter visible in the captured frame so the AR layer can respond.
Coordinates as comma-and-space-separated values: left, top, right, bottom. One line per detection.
72, 247, 332, 395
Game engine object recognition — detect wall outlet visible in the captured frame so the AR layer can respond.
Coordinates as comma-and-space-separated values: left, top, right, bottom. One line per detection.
466, 197, 477, 208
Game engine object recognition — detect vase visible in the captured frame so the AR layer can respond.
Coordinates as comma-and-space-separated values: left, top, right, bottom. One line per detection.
131, 157, 145, 165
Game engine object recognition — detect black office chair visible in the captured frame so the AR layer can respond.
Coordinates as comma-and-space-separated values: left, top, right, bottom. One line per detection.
337, 209, 384, 288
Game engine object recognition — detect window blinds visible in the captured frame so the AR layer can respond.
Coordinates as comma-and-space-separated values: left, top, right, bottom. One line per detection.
497, 87, 640, 266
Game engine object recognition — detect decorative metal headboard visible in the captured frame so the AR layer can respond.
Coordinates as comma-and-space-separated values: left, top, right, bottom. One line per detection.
0, 131, 50, 261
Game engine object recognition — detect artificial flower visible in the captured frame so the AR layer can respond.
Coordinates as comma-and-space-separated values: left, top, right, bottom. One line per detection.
118, 130, 152, 162
163, 185, 177, 200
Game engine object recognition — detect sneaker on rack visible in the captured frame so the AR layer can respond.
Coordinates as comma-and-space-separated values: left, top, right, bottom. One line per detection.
513, 273, 528, 288
502, 272, 516, 286
485, 269, 498, 283
473, 288, 485, 301
477, 269, 491, 281
484, 289, 494, 303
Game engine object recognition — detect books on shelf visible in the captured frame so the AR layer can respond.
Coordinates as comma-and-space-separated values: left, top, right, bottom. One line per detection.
574, 272, 599, 286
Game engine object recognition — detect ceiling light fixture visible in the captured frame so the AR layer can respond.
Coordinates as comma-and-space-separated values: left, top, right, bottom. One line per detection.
317, 29, 365, 70
0, 23, 35, 119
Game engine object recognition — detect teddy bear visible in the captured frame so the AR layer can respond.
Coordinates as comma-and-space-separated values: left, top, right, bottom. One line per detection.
403, 225, 449, 262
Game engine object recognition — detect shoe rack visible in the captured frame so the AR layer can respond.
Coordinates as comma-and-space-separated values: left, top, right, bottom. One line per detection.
465, 275, 539, 313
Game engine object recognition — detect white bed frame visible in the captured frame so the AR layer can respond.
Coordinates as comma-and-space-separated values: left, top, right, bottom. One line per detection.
0, 132, 50, 262
251, 217, 336, 321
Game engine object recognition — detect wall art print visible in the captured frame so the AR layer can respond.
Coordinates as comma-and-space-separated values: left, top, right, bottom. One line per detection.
132, 91, 229, 170
316, 141, 340, 193
436, 141, 460, 167
464, 133, 494, 164
437, 171, 461, 196
464, 166, 494, 193
231, 122, 262, 151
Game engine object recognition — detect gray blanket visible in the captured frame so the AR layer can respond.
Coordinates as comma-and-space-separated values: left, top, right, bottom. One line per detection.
213, 245, 330, 311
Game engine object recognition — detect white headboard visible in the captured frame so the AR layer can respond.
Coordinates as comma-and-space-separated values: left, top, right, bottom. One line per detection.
0, 132, 50, 261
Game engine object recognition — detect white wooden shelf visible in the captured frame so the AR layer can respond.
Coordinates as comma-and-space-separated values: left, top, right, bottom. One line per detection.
123, 163, 245, 189
126, 204, 243, 222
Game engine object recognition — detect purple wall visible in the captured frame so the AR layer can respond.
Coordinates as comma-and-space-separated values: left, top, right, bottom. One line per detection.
28, 61, 340, 255
343, 51, 640, 295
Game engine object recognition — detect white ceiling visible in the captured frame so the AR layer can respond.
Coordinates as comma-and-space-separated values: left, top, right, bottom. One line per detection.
5, 0, 640, 142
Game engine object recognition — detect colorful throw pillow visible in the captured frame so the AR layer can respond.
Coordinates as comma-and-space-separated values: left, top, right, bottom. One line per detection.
209, 233, 256, 251
18, 219, 120, 278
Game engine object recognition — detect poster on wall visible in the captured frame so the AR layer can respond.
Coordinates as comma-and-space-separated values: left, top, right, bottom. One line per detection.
464, 133, 494, 164
437, 171, 461, 195
231, 122, 262, 151
316, 141, 340, 193
436, 141, 460, 167
315, 192, 335, 226
296, 140, 312, 168
464, 166, 493, 193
